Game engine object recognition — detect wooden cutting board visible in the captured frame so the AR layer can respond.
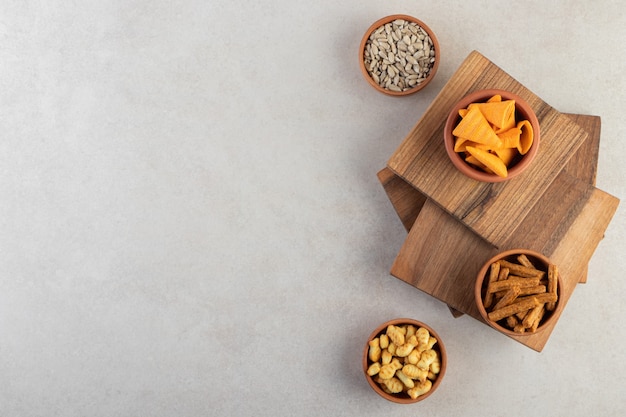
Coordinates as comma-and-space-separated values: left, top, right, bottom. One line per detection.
379, 114, 602, 284
387, 183, 617, 351
378, 50, 620, 352
378, 114, 601, 321
387, 51, 593, 247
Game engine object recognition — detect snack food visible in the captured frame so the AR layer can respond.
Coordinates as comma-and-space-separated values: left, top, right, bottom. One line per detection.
362, 18, 437, 93
480, 254, 559, 333
452, 94, 534, 178
366, 323, 442, 400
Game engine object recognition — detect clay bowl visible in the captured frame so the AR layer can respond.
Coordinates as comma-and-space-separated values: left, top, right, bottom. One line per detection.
359, 14, 440, 96
443, 89, 540, 182
362, 318, 446, 403
475, 249, 562, 337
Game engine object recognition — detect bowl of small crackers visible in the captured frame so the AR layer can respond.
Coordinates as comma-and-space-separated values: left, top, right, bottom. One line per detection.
474, 249, 561, 336
444, 89, 540, 182
363, 318, 446, 403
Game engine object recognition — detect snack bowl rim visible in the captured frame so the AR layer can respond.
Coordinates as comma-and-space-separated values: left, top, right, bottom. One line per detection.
358, 14, 440, 96
362, 318, 447, 404
474, 249, 562, 337
443, 88, 540, 182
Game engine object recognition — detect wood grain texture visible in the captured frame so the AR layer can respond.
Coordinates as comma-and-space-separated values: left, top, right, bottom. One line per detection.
389, 199, 497, 319
563, 114, 600, 187
377, 168, 426, 232
387, 51, 591, 246
379, 114, 601, 284
388, 180, 617, 351
377, 168, 464, 318
380, 97, 619, 351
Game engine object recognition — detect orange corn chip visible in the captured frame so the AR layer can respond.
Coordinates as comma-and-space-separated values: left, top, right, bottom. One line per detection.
493, 147, 518, 166
465, 154, 493, 174
458, 108, 469, 118
465, 146, 508, 178
464, 154, 482, 167
496, 127, 522, 149
455, 138, 495, 153
454, 137, 470, 152
517, 120, 534, 154
486, 94, 502, 103
452, 106, 501, 148
495, 110, 516, 133
469, 100, 516, 129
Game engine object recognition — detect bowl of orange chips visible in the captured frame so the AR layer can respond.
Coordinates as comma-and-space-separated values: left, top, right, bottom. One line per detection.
444, 89, 540, 182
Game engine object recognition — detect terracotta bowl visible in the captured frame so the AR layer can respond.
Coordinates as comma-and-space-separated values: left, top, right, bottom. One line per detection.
359, 15, 440, 96
362, 318, 446, 403
443, 89, 540, 182
474, 249, 562, 337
